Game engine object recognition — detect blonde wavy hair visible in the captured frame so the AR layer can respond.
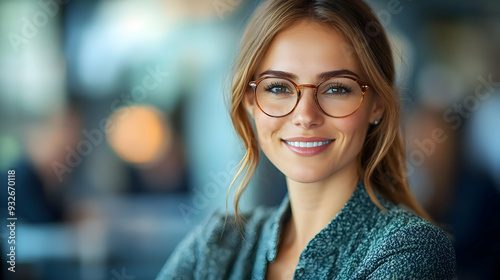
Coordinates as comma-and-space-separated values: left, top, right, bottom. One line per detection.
227, 0, 430, 222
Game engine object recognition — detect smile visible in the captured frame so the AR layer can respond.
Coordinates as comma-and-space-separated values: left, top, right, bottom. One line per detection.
281, 138, 335, 156
283, 140, 333, 147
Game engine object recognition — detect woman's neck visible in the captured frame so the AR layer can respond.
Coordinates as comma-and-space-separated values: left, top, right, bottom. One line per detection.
282, 161, 359, 252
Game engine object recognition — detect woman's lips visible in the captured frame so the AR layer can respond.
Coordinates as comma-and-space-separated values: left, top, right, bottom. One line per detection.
281, 137, 335, 156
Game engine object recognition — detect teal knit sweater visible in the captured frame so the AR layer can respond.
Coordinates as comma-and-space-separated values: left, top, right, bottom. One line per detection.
157, 181, 456, 279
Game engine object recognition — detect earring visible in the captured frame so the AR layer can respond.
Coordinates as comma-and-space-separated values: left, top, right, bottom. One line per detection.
374, 119, 380, 125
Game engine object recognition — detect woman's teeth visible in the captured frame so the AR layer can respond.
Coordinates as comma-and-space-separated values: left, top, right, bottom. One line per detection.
284, 140, 333, 148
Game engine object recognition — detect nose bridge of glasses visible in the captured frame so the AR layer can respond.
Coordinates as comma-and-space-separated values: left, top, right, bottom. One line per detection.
294, 84, 321, 114
296, 84, 318, 94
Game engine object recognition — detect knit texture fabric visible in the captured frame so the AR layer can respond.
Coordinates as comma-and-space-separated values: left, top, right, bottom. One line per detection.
156, 181, 456, 279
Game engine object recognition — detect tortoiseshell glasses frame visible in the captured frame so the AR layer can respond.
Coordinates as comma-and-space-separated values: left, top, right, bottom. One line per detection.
248, 75, 370, 118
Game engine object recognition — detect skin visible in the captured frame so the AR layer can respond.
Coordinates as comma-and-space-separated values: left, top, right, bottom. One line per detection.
244, 19, 384, 279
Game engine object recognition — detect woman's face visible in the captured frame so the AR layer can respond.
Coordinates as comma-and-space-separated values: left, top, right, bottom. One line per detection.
245, 20, 384, 184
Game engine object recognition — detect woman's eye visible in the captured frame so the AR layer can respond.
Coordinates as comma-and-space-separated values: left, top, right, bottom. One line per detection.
273, 86, 289, 93
266, 85, 291, 94
325, 85, 351, 95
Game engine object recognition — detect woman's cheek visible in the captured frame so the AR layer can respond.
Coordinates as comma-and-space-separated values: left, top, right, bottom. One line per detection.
254, 112, 282, 153
332, 111, 370, 149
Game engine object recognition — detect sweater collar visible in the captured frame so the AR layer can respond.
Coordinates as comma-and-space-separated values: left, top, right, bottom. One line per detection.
265, 181, 379, 262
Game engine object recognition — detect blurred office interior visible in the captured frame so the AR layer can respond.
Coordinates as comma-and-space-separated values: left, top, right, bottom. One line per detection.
0, 0, 499, 279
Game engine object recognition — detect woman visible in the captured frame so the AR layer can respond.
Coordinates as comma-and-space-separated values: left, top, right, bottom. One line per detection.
157, 0, 456, 279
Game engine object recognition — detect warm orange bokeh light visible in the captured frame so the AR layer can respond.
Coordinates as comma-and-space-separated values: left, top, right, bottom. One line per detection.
106, 106, 170, 164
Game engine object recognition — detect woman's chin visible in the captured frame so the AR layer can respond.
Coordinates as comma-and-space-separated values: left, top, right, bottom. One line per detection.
284, 168, 333, 184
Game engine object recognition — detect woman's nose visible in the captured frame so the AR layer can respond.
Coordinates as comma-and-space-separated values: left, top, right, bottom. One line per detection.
291, 87, 324, 129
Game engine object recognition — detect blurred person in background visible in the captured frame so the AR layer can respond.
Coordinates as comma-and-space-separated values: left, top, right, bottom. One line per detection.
11, 102, 85, 224
0, 100, 102, 280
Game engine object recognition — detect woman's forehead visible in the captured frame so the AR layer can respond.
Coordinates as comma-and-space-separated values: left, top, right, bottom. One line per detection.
256, 20, 362, 83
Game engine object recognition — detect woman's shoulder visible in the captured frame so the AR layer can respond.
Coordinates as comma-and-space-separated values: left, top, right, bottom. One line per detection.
371, 202, 454, 253
373, 202, 434, 234
360, 203, 456, 278
176, 204, 280, 254
373, 203, 447, 239
156, 205, 278, 280
375, 206, 453, 250
195, 205, 277, 245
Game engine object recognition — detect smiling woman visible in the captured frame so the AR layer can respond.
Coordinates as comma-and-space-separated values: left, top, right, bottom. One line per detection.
156, 0, 456, 279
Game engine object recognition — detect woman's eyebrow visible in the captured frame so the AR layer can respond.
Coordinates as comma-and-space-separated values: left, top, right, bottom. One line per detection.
318, 70, 360, 80
258, 70, 297, 79
258, 69, 360, 80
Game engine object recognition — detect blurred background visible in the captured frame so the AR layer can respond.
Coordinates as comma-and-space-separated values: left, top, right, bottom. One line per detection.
0, 0, 498, 279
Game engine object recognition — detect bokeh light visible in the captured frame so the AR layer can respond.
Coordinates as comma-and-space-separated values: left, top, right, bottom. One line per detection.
106, 106, 171, 164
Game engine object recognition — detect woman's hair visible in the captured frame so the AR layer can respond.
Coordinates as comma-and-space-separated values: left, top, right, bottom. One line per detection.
227, 0, 431, 222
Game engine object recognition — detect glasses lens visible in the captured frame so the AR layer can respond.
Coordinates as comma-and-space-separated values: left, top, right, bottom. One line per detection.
255, 77, 297, 117
317, 77, 364, 117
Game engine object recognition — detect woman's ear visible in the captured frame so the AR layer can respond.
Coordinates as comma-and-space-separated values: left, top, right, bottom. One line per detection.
369, 94, 385, 124
243, 89, 255, 119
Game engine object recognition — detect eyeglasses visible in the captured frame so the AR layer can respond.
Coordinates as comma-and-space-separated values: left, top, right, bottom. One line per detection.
249, 75, 369, 118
